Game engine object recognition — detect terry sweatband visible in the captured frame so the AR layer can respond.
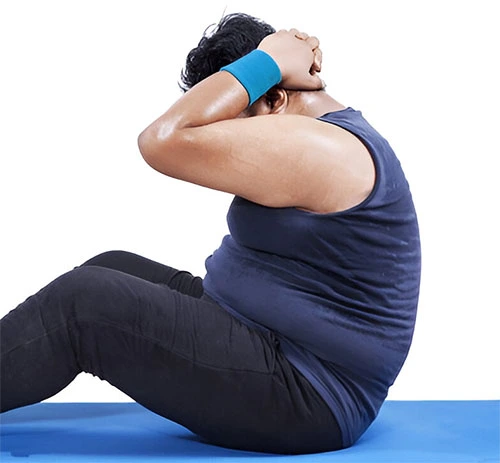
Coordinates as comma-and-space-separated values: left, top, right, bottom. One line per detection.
220, 50, 282, 106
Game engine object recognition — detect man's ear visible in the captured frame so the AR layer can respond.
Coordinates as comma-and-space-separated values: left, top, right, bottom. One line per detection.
264, 87, 289, 114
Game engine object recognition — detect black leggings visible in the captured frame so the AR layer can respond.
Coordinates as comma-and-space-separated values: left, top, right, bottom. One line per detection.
0, 250, 342, 454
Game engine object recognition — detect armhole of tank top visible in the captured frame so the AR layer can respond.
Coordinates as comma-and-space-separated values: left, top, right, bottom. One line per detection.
295, 117, 382, 218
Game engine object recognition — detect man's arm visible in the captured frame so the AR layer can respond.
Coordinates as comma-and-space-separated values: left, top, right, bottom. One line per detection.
137, 30, 373, 213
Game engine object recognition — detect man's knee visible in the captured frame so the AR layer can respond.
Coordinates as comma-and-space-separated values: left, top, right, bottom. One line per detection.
79, 250, 130, 268
46, 266, 124, 322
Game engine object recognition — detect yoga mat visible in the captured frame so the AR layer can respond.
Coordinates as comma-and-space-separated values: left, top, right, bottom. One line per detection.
1, 400, 498, 462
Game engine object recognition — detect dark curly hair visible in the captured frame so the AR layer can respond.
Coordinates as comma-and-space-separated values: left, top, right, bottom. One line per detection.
179, 13, 275, 92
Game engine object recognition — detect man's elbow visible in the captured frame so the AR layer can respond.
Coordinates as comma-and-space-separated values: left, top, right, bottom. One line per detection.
137, 126, 171, 170
137, 127, 156, 165
137, 126, 185, 177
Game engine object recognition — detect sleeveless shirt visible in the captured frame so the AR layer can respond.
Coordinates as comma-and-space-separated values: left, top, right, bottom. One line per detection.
202, 107, 421, 446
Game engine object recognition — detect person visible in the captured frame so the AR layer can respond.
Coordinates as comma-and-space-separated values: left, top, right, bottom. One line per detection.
0, 12, 421, 455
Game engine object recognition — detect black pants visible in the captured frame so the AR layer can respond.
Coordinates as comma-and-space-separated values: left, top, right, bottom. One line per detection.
0, 250, 342, 454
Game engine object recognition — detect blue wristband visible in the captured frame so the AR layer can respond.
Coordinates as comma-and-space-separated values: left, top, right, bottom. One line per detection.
220, 50, 282, 106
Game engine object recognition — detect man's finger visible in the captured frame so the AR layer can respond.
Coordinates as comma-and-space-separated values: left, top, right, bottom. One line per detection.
312, 48, 322, 73
290, 29, 310, 41
306, 36, 320, 50
304, 73, 324, 90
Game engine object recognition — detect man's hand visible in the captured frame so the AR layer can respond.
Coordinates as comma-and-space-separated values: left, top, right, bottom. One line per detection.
257, 28, 323, 91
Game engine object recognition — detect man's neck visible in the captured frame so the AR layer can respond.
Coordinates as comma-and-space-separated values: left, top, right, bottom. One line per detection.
290, 90, 346, 118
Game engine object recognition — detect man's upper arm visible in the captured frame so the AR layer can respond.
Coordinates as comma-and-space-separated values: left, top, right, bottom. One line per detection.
139, 113, 343, 211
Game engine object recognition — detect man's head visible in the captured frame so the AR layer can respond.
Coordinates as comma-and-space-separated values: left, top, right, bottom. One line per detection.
179, 13, 329, 118
179, 13, 275, 92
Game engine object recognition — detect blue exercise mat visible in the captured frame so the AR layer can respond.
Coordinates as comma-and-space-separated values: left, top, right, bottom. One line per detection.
1, 401, 498, 462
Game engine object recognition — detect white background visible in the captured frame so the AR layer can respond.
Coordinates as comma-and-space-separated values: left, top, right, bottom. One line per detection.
1, 0, 498, 402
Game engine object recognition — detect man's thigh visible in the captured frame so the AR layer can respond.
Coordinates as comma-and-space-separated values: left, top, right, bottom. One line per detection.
80, 250, 204, 297
65, 266, 282, 437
